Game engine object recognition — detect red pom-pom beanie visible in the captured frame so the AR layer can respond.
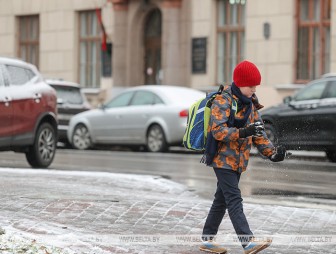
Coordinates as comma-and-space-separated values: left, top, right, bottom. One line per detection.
233, 61, 261, 87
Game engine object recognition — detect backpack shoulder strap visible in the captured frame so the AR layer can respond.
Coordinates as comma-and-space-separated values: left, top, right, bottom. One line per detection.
207, 84, 238, 116
221, 90, 238, 116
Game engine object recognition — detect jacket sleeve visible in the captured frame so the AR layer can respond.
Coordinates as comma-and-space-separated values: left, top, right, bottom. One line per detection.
210, 95, 240, 142
252, 109, 275, 158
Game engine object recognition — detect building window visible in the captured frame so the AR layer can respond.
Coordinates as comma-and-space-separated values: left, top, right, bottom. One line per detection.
18, 15, 39, 68
217, 0, 246, 84
79, 10, 101, 88
296, 0, 331, 82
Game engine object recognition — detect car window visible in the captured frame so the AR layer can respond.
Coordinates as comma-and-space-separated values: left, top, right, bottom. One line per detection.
325, 81, 336, 98
154, 94, 164, 104
1, 65, 10, 86
52, 85, 83, 104
105, 91, 133, 108
130, 91, 155, 106
0, 66, 5, 87
6, 65, 32, 85
25, 69, 36, 80
293, 81, 327, 101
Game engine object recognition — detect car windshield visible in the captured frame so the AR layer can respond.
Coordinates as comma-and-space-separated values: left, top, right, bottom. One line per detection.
53, 86, 83, 104
293, 81, 327, 101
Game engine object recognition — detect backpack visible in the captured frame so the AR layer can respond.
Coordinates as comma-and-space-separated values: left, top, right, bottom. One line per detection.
183, 85, 237, 151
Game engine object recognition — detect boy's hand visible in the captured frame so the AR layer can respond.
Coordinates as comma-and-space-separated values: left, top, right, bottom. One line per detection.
270, 145, 286, 162
239, 122, 264, 138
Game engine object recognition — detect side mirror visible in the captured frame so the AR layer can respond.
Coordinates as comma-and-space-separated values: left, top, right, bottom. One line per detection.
283, 96, 292, 104
98, 103, 105, 110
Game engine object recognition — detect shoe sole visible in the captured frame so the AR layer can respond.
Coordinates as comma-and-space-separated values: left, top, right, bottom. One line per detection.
248, 242, 271, 254
199, 246, 227, 254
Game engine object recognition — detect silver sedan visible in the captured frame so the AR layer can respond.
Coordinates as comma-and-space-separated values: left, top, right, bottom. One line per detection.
67, 85, 205, 152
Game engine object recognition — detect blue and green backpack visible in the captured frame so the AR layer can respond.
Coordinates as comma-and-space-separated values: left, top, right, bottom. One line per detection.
183, 85, 237, 152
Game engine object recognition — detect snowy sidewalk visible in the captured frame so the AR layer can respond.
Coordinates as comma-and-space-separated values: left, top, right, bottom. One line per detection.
0, 168, 335, 254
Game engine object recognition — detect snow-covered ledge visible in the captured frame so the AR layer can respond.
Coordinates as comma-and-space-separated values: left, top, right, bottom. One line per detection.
82, 88, 101, 95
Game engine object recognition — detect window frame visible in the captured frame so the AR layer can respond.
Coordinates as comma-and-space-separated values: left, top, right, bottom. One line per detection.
78, 10, 102, 88
17, 15, 39, 68
295, 0, 331, 83
216, 0, 246, 85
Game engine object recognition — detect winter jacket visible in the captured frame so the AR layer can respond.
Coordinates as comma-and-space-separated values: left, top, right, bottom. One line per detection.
209, 85, 274, 173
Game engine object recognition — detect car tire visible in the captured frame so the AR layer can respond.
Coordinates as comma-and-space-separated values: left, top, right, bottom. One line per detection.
25, 122, 57, 168
264, 123, 278, 145
326, 151, 336, 162
72, 124, 92, 150
146, 124, 168, 152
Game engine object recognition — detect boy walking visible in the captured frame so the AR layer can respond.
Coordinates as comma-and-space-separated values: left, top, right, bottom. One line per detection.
200, 61, 286, 254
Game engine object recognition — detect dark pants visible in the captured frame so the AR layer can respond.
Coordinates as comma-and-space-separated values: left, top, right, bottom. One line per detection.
202, 168, 253, 247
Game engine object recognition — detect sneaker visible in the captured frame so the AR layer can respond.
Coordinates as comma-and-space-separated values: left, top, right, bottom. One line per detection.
199, 240, 227, 254
243, 237, 272, 254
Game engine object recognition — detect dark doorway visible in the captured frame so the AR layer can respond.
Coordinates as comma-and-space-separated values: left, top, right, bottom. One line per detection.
144, 9, 162, 85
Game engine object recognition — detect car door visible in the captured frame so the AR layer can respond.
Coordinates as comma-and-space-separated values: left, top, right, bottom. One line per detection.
122, 91, 162, 143
91, 91, 134, 143
316, 80, 336, 147
0, 64, 12, 146
276, 81, 328, 146
5, 64, 43, 142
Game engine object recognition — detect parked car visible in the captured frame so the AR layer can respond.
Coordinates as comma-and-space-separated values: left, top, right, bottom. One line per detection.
261, 76, 336, 162
46, 79, 91, 145
67, 85, 205, 152
0, 57, 58, 168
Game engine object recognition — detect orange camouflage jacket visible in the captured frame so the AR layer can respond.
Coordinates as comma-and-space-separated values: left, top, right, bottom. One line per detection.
209, 85, 275, 173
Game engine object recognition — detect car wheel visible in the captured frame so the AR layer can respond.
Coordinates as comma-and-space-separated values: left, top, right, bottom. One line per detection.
326, 151, 336, 162
25, 122, 56, 168
264, 123, 278, 145
146, 125, 168, 152
72, 124, 92, 150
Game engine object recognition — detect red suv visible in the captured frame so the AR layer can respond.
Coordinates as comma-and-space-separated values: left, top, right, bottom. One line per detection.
0, 57, 58, 168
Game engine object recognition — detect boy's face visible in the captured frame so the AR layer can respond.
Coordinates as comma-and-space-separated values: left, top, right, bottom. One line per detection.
239, 86, 257, 98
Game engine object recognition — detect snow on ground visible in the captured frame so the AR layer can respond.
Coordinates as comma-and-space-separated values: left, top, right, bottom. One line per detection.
0, 229, 72, 254
0, 167, 335, 254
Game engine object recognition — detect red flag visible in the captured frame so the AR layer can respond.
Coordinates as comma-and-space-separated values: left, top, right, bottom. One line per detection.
95, 8, 107, 51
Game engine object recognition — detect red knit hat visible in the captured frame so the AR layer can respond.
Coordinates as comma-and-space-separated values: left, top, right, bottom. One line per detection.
233, 60, 261, 87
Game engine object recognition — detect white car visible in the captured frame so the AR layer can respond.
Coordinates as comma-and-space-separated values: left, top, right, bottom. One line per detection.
67, 85, 205, 152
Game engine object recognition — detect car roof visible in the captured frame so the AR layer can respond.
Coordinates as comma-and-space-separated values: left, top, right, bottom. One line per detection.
125, 84, 194, 91
0, 56, 35, 68
119, 85, 205, 106
0, 56, 42, 77
46, 79, 81, 88
321, 73, 336, 79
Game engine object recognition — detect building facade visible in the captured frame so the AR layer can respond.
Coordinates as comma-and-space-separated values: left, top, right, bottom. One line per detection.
0, 0, 335, 107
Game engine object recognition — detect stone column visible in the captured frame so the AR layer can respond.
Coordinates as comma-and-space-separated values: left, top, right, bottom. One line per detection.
161, 0, 184, 86
111, 0, 129, 87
